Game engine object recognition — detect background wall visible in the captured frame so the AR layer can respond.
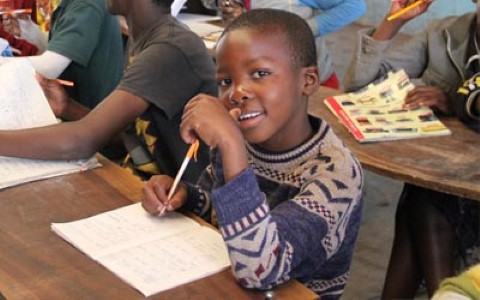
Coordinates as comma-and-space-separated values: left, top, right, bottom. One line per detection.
358, 1, 475, 33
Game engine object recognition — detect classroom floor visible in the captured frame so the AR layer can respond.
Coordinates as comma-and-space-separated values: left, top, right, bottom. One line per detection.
324, 23, 428, 299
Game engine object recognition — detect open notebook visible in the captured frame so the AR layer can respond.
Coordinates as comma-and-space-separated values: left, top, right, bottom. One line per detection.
0, 59, 100, 189
324, 69, 451, 143
52, 203, 231, 297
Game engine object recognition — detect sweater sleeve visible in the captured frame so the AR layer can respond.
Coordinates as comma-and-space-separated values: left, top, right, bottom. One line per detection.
344, 27, 429, 92
300, 0, 366, 36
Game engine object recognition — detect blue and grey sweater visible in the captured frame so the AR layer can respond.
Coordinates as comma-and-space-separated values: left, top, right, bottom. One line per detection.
184, 116, 363, 299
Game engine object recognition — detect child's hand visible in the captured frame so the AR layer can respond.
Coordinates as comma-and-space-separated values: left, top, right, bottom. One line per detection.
388, 0, 434, 22
142, 175, 188, 216
1, 13, 21, 36
403, 86, 450, 114
180, 93, 244, 151
36, 73, 70, 118
218, 0, 244, 24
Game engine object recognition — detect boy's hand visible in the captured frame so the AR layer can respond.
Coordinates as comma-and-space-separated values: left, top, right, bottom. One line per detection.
36, 73, 70, 118
388, 0, 434, 22
142, 175, 188, 216
403, 86, 450, 114
180, 93, 244, 151
218, 0, 244, 24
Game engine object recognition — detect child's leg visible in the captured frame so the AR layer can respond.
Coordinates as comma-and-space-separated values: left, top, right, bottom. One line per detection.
381, 184, 423, 299
408, 187, 456, 297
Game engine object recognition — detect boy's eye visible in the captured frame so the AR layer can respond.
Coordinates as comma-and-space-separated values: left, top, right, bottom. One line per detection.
252, 70, 270, 79
218, 78, 231, 86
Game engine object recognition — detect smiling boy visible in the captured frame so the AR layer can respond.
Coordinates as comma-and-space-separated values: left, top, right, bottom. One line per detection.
142, 9, 363, 298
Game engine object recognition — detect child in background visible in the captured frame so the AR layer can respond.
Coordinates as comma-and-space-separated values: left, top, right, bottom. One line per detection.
344, 0, 480, 298
0, 0, 123, 111
141, 9, 363, 299
0, 0, 216, 184
0, 0, 40, 55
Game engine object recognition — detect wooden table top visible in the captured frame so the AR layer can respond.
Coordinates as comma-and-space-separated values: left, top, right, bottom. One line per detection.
0, 156, 317, 299
309, 87, 480, 201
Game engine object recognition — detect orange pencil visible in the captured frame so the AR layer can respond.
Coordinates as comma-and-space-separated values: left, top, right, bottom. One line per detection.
0, 8, 32, 15
55, 79, 74, 87
158, 140, 200, 216
387, 0, 424, 21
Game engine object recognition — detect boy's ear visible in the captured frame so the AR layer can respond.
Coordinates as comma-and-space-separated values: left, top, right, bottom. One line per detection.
302, 66, 320, 95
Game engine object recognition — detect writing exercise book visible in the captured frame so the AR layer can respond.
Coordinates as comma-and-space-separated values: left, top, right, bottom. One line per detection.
0, 59, 100, 189
51, 203, 230, 297
324, 69, 451, 143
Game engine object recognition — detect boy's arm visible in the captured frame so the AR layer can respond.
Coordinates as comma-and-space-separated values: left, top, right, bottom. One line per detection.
302, 0, 366, 36
344, 1, 432, 92
0, 89, 149, 160
210, 140, 363, 291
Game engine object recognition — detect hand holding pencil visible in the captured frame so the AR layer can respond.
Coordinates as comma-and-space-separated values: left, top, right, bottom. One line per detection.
158, 140, 200, 216
387, 0, 434, 22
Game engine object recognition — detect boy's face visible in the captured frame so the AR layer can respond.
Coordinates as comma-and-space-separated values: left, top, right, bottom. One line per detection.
216, 28, 318, 151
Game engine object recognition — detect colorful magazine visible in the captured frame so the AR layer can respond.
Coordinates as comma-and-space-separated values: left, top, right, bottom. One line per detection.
324, 69, 451, 143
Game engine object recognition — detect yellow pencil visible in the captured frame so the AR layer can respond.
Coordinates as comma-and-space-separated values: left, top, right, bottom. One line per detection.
387, 0, 424, 21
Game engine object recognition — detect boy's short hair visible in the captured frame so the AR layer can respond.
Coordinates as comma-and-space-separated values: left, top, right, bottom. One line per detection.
222, 9, 317, 68
152, 0, 174, 8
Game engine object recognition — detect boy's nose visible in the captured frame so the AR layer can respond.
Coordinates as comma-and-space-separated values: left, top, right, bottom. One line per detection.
228, 85, 250, 106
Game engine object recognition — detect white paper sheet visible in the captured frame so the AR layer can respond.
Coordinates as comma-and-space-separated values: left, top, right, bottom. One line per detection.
52, 203, 231, 297
0, 59, 100, 189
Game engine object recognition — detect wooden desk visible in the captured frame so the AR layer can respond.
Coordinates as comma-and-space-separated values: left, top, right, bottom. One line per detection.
0, 156, 317, 299
309, 87, 480, 201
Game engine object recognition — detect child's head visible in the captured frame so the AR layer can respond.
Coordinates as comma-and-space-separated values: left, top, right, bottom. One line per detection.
215, 9, 319, 151
222, 9, 317, 69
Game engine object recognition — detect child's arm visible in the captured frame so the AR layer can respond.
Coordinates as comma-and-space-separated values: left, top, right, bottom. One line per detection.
180, 93, 248, 183
0, 89, 149, 160
207, 141, 363, 291
372, 0, 434, 41
301, 0, 366, 36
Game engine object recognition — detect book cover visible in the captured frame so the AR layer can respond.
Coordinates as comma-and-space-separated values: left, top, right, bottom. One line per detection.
324, 69, 451, 143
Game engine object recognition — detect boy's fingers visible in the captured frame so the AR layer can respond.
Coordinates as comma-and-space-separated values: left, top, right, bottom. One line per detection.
229, 108, 241, 122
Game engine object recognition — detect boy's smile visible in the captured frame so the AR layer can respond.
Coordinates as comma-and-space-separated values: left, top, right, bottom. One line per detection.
216, 28, 317, 151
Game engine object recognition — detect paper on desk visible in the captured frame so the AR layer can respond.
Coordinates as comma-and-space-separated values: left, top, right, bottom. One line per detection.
0, 59, 100, 189
171, 0, 187, 17
51, 203, 231, 297
176, 13, 223, 50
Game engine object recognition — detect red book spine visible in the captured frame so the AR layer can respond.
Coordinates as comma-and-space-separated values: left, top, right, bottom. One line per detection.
325, 97, 365, 142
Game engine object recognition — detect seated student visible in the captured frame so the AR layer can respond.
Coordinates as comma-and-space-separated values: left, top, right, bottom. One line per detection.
0, 0, 123, 111
141, 9, 363, 299
344, 0, 480, 298
0, 0, 40, 55
0, 0, 216, 183
217, 0, 367, 89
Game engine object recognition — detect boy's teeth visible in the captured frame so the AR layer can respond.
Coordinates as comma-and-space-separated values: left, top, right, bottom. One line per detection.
239, 112, 262, 121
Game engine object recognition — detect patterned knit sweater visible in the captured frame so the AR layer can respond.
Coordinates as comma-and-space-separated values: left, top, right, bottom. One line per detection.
184, 116, 363, 299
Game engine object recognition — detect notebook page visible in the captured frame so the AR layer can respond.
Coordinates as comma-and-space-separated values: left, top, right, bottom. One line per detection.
0, 59, 100, 189
52, 203, 201, 259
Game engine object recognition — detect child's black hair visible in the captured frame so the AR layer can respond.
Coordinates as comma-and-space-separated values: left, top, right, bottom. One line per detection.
222, 8, 317, 68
